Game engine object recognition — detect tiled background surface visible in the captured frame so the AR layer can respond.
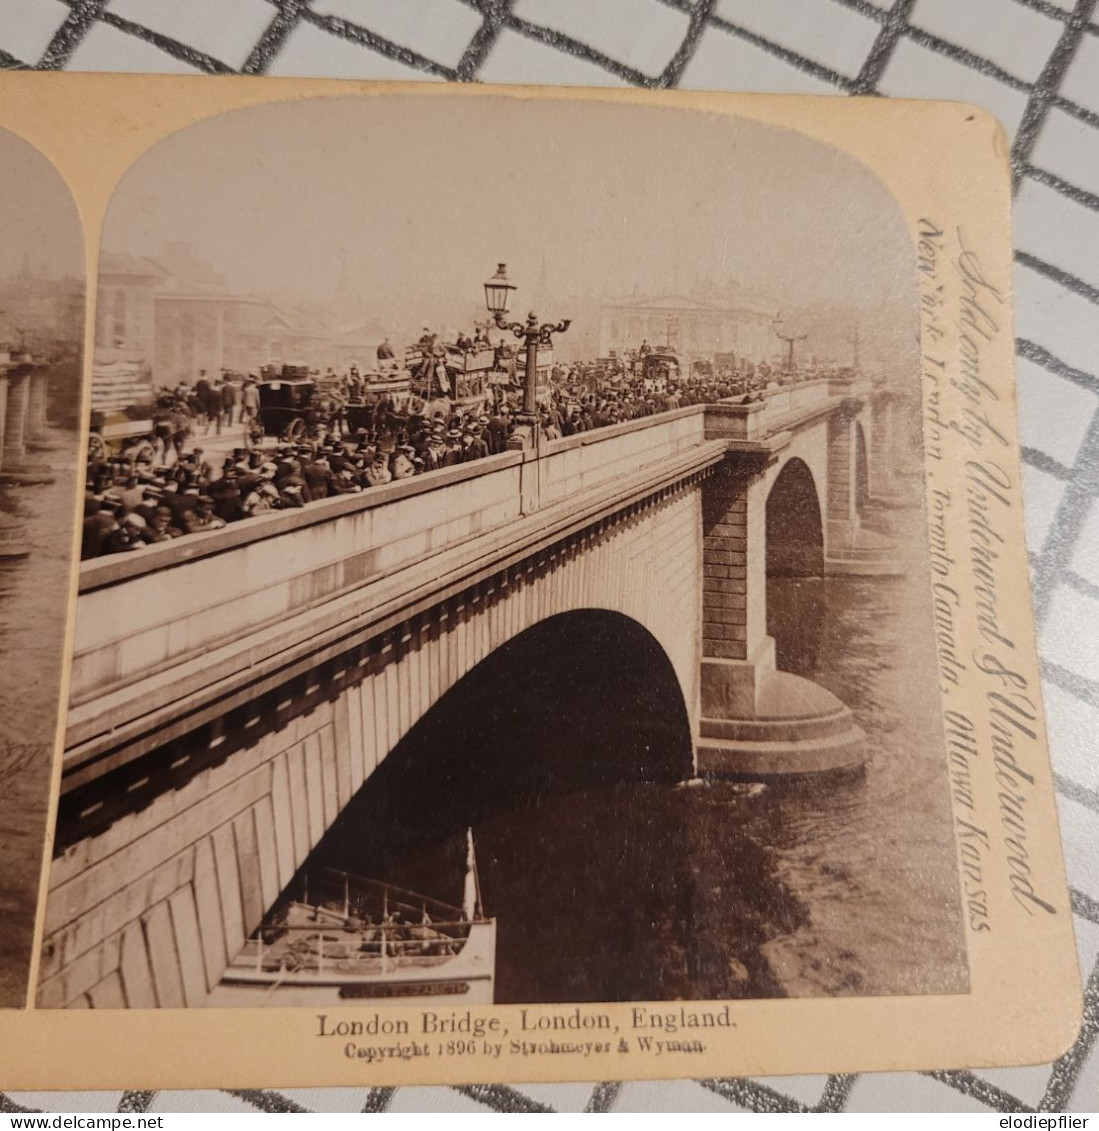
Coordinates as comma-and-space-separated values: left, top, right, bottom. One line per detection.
1, 0, 1098, 1114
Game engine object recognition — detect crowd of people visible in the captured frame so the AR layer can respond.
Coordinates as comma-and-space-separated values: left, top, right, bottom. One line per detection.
82, 404, 501, 560
83, 344, 856, 561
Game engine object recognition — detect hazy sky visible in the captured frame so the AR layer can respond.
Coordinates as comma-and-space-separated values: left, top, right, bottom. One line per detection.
103, 96, 916, 352
0, 128, 83, 281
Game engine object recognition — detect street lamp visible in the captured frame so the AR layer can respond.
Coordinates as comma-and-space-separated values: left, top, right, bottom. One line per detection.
772, 310, 806, 375
483, 263, 570, 444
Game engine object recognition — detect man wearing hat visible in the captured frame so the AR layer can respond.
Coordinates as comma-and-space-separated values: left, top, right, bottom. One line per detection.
423, 429, 446, 473
441, 429, 463, 468
209, 468, 245, 523
142, 505, 182, 544
102, 512, 148, 555
183, 496, 227, 534
82, 499, 122, 560
242, 479, 280, 516
279, 482, 306, 508
331, 466, 363, 495
391, 444, 416, 480
303, 452, 336, 499
133, 483, 166, 525
364, 452, 392, 487
463, 424, 489, 463
485, 408, 510, 455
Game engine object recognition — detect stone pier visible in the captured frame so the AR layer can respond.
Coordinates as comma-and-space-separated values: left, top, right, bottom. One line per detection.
0, 366, 55, 486
0, 365, 55, 558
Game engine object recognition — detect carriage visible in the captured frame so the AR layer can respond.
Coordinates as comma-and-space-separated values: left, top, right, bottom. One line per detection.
256, 376, 323, 442
637, 347, 689, 394
87, 406, 160, 465
342, 363, 415, 433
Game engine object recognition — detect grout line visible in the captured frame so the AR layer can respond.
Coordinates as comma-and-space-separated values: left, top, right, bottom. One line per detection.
242, 0, 312, 75
850, 0, 915, 95
1016, 338, 1099, 397
1021, 163, 1099, 214
1029, 459, 1099, 625
500, 12, 654, 85
1042, 660, 1099, 713
1039, 953, 1099, 1110
925, 1070, 1032, 1113
1073, 887, 1099, 923
1022, 446, 1074, 481
298, 9, 458, 79
453, 0, 514, 81
584, 1082, 622, 1113
1055, 770, 1099, 812
1016, 248, 1099, 306
1062, 567, 1099, 605
903, 24, 1035, 92
36, 0, 107, 70
1012, 0, 1080, 20
1012, 0, 1099, 190
828, 0, 890, 25
658, 0, 719, 88
699, 10, 854, 90
93, 10, 236, 74
453, 1084, 555, 1112
361, 1087, 395, 1113
700, 1077, 808, 1113
116, 1092, 154, 1114
223, 1090, 311, 1113
814, 1074, 857, 1113
1052, 91, 1099, 130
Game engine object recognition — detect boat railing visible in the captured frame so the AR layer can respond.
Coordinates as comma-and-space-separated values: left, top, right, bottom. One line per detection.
300, 868, 473, 924
240, 914, 475, 974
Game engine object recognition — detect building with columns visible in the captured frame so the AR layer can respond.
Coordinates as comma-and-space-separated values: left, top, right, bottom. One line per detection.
599, 291, 778, 363
93, 252, 385, 408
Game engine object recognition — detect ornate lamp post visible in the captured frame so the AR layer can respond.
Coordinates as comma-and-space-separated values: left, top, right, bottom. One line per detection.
772, 310, 806, 375
483, 263, 570, 447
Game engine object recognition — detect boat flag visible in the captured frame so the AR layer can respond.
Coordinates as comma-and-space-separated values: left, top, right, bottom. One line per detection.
463, 827, 483, 921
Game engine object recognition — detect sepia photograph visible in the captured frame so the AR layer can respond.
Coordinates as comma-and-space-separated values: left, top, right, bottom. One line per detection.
0, 126, 83, 1010
33, 92, 973, 1014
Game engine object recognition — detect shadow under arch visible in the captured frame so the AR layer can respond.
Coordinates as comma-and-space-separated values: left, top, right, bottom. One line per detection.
765, 457, 826, 675
285, 609, 700, 1002
306, 608, 693, 887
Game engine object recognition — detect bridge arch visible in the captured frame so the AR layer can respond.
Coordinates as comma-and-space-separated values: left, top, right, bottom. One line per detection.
765, 458, 826, 676
765, 457, 824, 579
296, 608, 694, 881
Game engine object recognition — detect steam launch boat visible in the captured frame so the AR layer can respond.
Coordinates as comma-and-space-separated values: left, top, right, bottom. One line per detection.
209, 832, 495, 1007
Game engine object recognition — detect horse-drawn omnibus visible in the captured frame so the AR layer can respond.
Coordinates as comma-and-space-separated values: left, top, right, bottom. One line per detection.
256, 374, 322, 442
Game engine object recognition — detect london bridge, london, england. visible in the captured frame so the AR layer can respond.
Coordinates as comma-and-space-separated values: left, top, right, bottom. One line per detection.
20, 94, 970, 1014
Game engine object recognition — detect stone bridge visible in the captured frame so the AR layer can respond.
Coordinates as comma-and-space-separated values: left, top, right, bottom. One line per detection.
0, 359, 57, 557
40, 374, 913, 1009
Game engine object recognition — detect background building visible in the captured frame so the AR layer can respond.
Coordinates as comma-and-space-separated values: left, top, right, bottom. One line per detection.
599, 289, 777, 362
93, 246, 387, 409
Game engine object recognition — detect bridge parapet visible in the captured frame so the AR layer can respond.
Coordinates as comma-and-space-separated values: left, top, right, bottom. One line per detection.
69, 410, 717, 762
535, 406, 704, 508
703, 378, 860, 446
41, 386, 910, 1009
72, 454, 526, 709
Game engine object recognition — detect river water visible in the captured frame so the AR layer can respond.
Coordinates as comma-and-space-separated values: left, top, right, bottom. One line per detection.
0, 419, 78, 1007
377, 503, 969, 1004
